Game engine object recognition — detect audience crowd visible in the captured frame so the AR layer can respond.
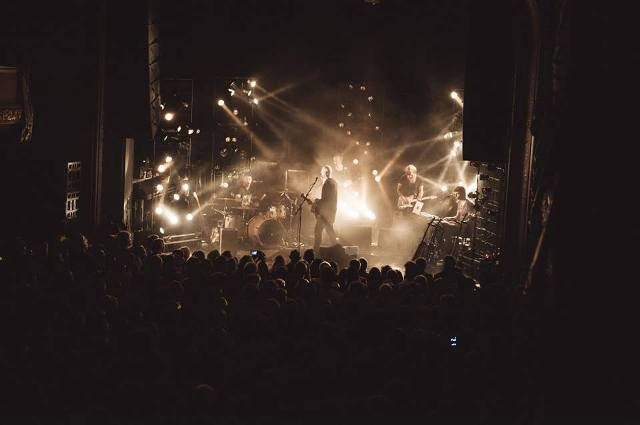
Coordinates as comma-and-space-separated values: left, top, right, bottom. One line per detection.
0, 229, 538, 421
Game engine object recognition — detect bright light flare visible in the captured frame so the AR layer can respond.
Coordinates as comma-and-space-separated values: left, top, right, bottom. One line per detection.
249, 80, 257, 88
157, 164, 167, 173
164, 112, 175, 121
372, 170, 378, 176
186, 213, 193, 221
188, 128, 194, 135
155, 206, 164, 215
453, 141, 462, 148
165, 155, 172, 163
450, 91, 458, 99
220, 182, 229, 188
181, 183, 190, 192
352, 159, 359, 165
169, 214, 179, 225
253, 98, 259, 105
217, 99, 225, 107
173, 193, 180, 201
159, 227, 165, 234
155, 184, 164, 193
440, 185, 448, 192
375, 175, 382, 183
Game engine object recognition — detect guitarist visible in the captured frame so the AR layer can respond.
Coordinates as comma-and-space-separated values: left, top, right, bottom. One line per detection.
397, 164, 424, 210
312, 165, 338, 252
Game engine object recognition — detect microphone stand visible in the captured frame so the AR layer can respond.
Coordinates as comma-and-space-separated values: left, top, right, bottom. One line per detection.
293, 177, 319, 249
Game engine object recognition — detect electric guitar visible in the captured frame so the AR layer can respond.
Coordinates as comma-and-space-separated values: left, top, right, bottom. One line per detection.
397, 194, 438, 210
300, 194, 321, 217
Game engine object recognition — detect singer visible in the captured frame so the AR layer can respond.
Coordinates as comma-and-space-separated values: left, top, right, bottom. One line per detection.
313, 165, 338, 252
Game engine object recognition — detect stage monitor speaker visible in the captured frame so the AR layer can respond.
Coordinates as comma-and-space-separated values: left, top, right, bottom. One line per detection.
337, 224, 372, 250
319, 244, 347, 268
462, 0, 514, 162
220, 228, 239, 256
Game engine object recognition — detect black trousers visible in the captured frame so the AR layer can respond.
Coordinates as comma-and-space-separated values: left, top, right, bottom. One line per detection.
314, 216, 337, 252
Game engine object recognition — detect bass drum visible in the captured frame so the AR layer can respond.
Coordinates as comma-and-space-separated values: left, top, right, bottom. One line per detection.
247, 213, 285, 248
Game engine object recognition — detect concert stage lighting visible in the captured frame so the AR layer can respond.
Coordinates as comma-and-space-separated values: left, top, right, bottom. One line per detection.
165, 155, 172, 163
453, 141, 462, 148
158, 164, 167, 173
450, 91, 458, 99
173, 193, 180, 201
372, 170, 378, 176
217, 99, 225, 106
353, 159, 359, 165
155, 184, 164, 193
375, 175, 382, 183
181, 183, 189, 192
164, 112, 175, 121
169, 214, 179, 225
253, 98, 259, 105
250, 80, 257, 88
159, 227, 165, 234
441, 185, 448, 192
233, 109, 239, 115
186, 213, 193, 221
155, 206, 164, 215
188, 128, 194, 135
177, 126, 182, 132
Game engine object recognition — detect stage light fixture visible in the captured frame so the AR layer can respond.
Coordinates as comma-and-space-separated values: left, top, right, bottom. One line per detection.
353, 158, 359, 165
177, 126, 182, 132
217, 99, 225, 106
164, 112, 175, 121
173, 193, 180, 201
196, 129, 200, 134
186, 213, 193, 221
372, 170, 378, 176
253, 98, 259, 105
169, 215, 179, 225
165, 155, 172, 163
159, 227, 165, 234
188, 128, 194, 135
441, 185, 448, 192
155, 184, 164, 193
158, 164, 167, 173
181, 183, 189, 192
375, 175, 382, 183
155, 206, 164, 215
249, 80, 257, 88
450, 91, 458, 99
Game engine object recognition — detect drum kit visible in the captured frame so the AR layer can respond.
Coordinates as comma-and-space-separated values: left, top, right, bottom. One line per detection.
206, 192, 296, 249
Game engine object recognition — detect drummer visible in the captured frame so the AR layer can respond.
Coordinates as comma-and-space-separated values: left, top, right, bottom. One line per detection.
231, 174, 258, 208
